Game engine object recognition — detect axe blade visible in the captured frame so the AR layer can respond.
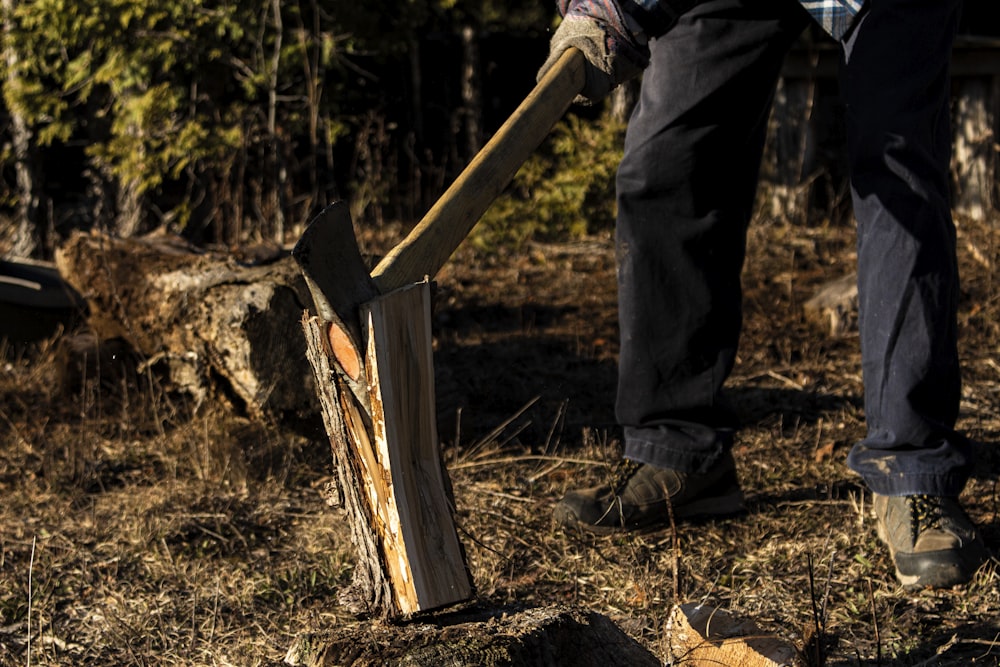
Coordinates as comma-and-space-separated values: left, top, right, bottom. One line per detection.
292, 201, 379, 363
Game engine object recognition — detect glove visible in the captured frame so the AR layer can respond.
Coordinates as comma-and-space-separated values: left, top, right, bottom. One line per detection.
538, 0, 650, 103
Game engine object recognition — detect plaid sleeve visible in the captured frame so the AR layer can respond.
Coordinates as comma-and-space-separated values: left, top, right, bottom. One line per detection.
799, 0, 864, 39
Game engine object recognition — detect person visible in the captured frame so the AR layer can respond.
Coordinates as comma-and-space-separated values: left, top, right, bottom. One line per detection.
538, 0, 989, 589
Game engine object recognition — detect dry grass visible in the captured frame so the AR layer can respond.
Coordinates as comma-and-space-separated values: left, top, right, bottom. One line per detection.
2, 210, 1000, 665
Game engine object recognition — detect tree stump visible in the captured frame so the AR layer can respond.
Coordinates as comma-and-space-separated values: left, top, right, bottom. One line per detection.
283, 605, 660, 667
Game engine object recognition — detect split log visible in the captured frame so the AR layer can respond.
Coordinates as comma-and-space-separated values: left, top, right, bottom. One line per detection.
283, 605, 660, 667
301, 279, 473, 618
667, 603, 804, 667
802, 272, 858, 338
53, 230, 317, 421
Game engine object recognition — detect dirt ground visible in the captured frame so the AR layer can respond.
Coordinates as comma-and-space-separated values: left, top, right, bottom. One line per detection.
1, 207, 999, 665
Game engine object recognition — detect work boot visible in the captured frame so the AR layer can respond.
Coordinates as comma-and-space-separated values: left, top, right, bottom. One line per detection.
553, 453, 744, 534
872, 493, 988, 589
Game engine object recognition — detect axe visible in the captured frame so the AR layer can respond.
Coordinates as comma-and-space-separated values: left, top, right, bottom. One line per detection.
292, 48, 586, 616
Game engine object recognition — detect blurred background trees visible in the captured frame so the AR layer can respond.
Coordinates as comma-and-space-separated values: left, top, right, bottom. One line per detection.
0, 1, 996, 260
0, 0, 550, 256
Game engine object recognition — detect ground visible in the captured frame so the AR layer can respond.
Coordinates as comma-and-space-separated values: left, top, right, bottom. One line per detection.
1, 208, 998, 665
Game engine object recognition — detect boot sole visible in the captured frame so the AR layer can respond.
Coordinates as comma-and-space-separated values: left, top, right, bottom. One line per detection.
556, 488, 746, 535
876, 519, 987, 589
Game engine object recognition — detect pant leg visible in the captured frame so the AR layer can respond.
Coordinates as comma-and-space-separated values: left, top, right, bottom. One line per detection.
617, 0, 809, 473
842, 0, 973, 496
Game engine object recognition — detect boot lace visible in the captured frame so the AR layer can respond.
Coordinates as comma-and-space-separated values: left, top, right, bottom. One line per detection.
608, 458, 643, 496
908, 494, 944, 541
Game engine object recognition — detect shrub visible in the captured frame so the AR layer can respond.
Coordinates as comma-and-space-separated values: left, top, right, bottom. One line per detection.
473, 110, 626, 250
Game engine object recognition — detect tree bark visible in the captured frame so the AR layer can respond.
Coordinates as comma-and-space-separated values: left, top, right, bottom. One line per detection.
2, 0, 43, 258
610, 78, 639, 124
267, 0, 287, 241
114, 167, 145, 237
301, 313, 393, 615
764, 75, 816, 225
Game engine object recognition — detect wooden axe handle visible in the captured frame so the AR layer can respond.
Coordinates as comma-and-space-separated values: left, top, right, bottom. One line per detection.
371, 47, 587, 293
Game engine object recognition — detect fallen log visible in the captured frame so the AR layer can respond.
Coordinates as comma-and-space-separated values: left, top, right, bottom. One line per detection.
54, 230, 318, 422
802, 272, 858, 338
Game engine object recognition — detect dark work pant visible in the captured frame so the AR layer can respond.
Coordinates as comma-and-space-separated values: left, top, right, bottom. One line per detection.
616, 0, 972, 495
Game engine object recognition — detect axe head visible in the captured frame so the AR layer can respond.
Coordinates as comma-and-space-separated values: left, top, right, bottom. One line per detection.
292, 201, 379, 378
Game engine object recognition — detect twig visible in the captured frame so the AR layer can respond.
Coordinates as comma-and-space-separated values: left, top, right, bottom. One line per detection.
189, 588, 198, 656
542, 399, 567, 456
666, 499, 680, 602
209, 577, 221, 644
910, 634, 959, 667
453, 518, 514, 566
495, 420, 532, 450
525, 459, 568, 484
0, 622, 26, 635
452, 406, 463, 450
766, 369, 805, 390
463, 396, 540, 461
807, 553, 824, 667
468, 485, 538, 503
976, 631, 1000, 661
27, 535, 36, 667
866, 578, 881, 666
0, 407, 29, 449
449, 454, 598, 471
821, 550, 836, 632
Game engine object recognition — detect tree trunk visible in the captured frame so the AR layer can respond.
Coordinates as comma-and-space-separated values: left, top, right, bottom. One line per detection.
268, 0, 287, 242
2, 0, 43, 258
115, 169, 145, 237
460, 24, 482, 158
610, 78, 639, 124
951, 76, 997, 220
764, 75, 816, 224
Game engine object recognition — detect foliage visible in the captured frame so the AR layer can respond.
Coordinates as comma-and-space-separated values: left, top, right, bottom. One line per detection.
0, 0, 556, 247
5, 0, 249, 204
474, 110, 626, 250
